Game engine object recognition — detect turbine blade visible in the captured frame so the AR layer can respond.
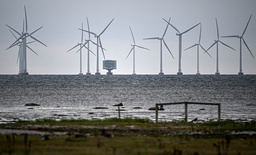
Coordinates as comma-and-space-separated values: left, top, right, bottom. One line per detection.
143, 37, 160, 40
30, 35, 47, 47
6, 24, 21, 36
24, 6, 28, 32
99, 18, 114, 36
242, 15, 252, 36
67, 43, 80, 52
206, 42, 217, 51
219, 40, 236, 51
86, 17, 90, 39
199, 23, 202, 43
76, 41, 89, 53
29, 26, 43, 36
163, 39, 174, 59
78, 28, 97, 36
135, 45, 150, 51
7, 35, 24, 50
23, 20, 24, 33
81, 23, 83, 43
99, 38, 105, 59
9, 30, 18, 39
200, 45, 212, 58
129, 26, 136, 44
221, 35, 240, 38
181, 23, 200, 35
125, 47, 134, 59
216, 18, 219, 39
184, 44, 197, 51
162, 18, 180, 33
162, 17, 171, 38
27, 45, 38, 55
242, 38, 254, 58
27, 40, 36, 44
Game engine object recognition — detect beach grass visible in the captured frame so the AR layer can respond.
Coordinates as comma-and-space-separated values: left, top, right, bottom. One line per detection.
1, 118, 256, 154
0, 134, 256, 155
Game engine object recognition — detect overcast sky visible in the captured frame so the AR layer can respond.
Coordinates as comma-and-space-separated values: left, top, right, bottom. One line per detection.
0, 0, 255, 75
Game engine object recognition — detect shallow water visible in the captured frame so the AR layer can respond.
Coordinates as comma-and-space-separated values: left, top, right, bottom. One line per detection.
0, 75, 256, 123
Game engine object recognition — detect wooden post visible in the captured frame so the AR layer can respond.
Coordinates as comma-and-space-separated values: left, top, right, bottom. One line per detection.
218, 104, 221, 121
118, 106, 121, 119
155, 104, 158, 123
185, 103, 188, 122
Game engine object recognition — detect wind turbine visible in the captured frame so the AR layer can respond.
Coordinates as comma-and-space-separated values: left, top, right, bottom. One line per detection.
144, 17, 174, 75
206, 18, 236, 75
163, 18, 200, 75
126, 26, 150, 75
80, 18, 114, 75
222, 15, 254, 75
184, 24, 212, 75
67, 23, 93, 75
6, 6, 47, 75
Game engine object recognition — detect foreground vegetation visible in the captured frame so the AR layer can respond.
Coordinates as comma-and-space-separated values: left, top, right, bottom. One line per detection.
1, 118, 256, 154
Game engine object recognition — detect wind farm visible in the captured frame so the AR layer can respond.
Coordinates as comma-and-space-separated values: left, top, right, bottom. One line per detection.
1, 2, 255, 75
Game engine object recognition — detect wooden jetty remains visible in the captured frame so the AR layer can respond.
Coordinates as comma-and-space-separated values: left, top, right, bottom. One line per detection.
155, 102, 221, 123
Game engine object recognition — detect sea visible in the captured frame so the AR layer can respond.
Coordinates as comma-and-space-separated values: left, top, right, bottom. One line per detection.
0, 75, 256, 124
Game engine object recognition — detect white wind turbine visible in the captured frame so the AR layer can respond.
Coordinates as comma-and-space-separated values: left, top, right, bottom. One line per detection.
184, 24, 212, 75
6, 6, 47, 75
222, 15, 254, 75
126, 26, 150, 75
144, 17, 174, 75
67, 23, 93, 75
207, 18, 236, 75
163, 18, 200, 75
80, 18, 114, 75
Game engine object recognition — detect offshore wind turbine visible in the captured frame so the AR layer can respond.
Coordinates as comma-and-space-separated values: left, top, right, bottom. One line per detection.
184, 24, 212, 75
144, 17, 174, 75
206, 18, 236, 75
80, 18, 114, 75
6, 6, 47, 75
67, 23, 91, 75
126, 26, 150, 75
222, 15, 254, 75
163, 18, 200, 75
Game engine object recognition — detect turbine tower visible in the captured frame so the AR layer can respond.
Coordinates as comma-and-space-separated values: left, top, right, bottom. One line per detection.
126, 26, 150, 75
67, 23, 92, 75
144, 17, 174, 75
206, 18, 236, 75
6, 6, 47, 75
80, 19, 114, 75
184, 24, 212, 75
222, 15, 254, 75
163, 18, 200, 75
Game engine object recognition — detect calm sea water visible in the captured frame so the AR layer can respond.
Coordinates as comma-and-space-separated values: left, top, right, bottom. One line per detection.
0, 75, 256, 123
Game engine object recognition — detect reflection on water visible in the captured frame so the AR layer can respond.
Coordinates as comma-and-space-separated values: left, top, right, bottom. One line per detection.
0, 75, 256, 123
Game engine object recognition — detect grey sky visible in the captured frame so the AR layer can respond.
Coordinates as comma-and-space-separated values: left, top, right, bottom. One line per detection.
0, 0, 255, 74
